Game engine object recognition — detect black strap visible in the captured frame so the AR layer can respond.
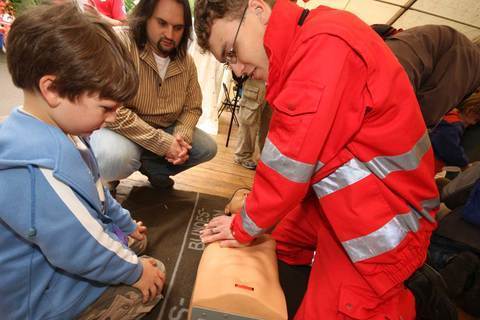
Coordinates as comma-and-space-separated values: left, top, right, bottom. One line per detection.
298, 8, 309, 26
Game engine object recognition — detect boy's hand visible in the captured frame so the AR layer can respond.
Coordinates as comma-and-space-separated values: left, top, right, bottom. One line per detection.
133, 258, 165, 303
130, 220, 147, 241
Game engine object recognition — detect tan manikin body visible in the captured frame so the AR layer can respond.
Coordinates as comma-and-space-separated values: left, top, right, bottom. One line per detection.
189, 234, 288, 320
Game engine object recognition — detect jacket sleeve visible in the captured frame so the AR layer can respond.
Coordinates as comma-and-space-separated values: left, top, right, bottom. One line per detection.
231, 35, 369, 243
430, 121, 468, 167
104, 188, 137, 235
108, 106, 175, 156
3, 167, 143, 285
173, 56, 202, 144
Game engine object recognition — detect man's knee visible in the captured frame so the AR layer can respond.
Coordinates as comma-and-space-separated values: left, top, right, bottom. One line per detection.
192, 129, 217, 163
90, 129, 142, 181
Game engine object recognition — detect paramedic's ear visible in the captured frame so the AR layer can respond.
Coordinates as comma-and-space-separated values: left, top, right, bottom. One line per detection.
249, 0, 271, 25
38, 75, 61, 108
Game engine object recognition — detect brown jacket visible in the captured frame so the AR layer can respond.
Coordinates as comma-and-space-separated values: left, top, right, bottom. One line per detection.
386, 25, 480, 128
109, 29, 202, 156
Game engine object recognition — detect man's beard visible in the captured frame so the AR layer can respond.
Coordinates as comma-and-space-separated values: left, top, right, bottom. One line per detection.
156, 36, 177, 57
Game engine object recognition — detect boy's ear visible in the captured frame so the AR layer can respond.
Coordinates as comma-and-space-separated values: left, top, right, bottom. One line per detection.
38, 75, 61, 108
249, 0, 271, 25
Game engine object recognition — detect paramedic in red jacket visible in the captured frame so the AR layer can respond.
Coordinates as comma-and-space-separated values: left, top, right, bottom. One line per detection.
194, 0, 452, 319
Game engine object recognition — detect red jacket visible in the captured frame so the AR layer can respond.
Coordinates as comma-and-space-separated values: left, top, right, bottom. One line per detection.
231, 0, 439, 295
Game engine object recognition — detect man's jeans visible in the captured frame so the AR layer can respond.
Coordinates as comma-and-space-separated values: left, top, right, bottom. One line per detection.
90, 126, 217, 182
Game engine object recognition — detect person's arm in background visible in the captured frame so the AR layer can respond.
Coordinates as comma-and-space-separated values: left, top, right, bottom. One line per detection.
430, 120, 469, 168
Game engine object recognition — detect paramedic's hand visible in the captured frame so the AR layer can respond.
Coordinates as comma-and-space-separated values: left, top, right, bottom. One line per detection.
133, 258, 165, 303
165, 135, 191, 165
200, 215, 249, 248
130, 220, 147, 241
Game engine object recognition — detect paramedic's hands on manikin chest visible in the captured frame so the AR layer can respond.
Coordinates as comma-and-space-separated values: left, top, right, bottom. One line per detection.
200, 215, 248, 248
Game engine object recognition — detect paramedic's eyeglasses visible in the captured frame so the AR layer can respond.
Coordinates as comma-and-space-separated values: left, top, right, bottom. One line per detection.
224, 5, 248, 67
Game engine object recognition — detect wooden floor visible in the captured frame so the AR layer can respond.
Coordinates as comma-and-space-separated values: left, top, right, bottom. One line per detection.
116, 112, 255, 202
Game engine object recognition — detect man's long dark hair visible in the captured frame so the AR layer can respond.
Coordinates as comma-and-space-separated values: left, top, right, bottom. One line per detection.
129, 0, 192, 60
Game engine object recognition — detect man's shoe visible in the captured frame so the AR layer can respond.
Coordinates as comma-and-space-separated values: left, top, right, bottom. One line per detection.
405, 264, 458, 320
234, 159, 257, 170
148, 176, 174, 189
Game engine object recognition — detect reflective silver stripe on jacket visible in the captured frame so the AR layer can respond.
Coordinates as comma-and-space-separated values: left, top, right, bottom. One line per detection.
261, 138, 315, 183
312, 158, 370, 198
315, 161, 324, 173
342, 197, 438, 263
313, 132, 430, 198
240, 204, 264, 237
416, 198, 440, 222
364, 132, 431, 179
342, 209, 420, 262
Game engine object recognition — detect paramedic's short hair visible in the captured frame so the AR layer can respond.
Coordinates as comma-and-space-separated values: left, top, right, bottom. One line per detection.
7, 2, 138, 103
193, 0, 275, 53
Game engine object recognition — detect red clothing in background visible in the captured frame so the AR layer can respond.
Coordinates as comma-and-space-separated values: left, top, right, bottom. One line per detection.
92, 0, 126, 20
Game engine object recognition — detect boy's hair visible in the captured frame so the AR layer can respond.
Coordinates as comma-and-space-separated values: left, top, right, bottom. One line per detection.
458, 90, 480, 119
7, 2, 139, 103
129, 0, 192, 60
194, 0, 248, 53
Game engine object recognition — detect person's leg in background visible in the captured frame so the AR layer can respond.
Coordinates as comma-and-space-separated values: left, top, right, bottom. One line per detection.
234, 102, 262, 170
140, 126, 217, 188
234, 79, 266, 170
90, 128, 143, 182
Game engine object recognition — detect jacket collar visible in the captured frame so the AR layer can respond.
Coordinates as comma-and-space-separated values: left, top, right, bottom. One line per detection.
264, 0, 305, 101
0, 109, 104, 213
139, 43, 185, 80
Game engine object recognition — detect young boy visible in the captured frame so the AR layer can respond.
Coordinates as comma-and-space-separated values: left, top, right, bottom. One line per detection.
0, 3, 165, 319
430, 91, 480, 172
195, 0, 456, 319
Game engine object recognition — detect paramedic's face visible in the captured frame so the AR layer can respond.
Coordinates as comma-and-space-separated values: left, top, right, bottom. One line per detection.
208, 1, 270, 81
53, 93, 119, 136
146, 0, 185, 57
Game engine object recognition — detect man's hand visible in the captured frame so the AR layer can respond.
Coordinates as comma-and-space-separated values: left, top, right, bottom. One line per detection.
133, 258, 165, 303
165, 135, 191, 165
200, 215, 249, 248
130, 220, 147, 241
